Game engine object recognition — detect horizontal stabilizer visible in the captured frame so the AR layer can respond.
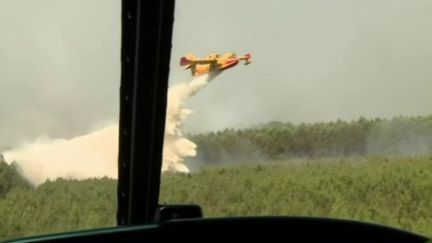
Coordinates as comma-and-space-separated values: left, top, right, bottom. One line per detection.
242, 53, 252, 65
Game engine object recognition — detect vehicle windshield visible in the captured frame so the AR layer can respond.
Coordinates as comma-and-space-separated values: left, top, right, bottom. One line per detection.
0, 0, 120, 240
160, 0, 432, 237
1, 0, 432, 241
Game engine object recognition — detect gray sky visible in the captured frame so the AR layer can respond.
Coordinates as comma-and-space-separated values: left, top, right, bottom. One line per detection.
2, 0, 432, 148
171, 0, 432, 133
0, 0, 120, 149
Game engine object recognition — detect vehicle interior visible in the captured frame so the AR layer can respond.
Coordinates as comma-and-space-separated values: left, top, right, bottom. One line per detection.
2, 0, 432, 242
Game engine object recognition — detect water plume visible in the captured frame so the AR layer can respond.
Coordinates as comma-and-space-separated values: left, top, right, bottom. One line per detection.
163, 73, 214, 173
2, 73, 216, 185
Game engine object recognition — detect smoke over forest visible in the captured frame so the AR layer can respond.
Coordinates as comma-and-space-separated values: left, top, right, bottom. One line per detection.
2, 74, 218, 185
189, 115, 432, 166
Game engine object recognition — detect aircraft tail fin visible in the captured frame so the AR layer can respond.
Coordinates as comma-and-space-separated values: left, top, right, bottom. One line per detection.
180, 57, 191, 67
243, 53, 252, 65
180, 53, 197, 68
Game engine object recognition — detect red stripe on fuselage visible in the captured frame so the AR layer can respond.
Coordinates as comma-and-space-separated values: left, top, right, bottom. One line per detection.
219, 59, 239, 70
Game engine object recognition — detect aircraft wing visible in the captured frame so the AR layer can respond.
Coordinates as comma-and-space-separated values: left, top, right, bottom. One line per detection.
191, 59, 217, 64
180, 56, 216, 68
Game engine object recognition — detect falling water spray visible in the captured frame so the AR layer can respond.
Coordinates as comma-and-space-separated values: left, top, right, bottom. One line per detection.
2, 73, 216, 185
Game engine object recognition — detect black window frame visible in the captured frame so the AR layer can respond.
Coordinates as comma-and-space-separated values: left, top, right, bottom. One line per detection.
117, 0, 175, 225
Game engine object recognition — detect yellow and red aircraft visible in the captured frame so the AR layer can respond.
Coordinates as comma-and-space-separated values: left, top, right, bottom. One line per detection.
180, 52, 251, 76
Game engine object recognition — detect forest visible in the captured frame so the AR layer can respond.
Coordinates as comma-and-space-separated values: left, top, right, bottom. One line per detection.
1, 115, 432, 240
189, 115, 432, 165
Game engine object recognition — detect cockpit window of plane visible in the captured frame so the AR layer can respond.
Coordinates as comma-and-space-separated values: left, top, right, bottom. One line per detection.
160, 0, 432, 238
0, 0, 120, 240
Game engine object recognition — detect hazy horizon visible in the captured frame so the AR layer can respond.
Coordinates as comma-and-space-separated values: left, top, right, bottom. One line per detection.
1, 0, 432, 148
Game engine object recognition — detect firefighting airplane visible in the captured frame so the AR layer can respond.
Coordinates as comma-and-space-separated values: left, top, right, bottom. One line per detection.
180, 52, 251, 76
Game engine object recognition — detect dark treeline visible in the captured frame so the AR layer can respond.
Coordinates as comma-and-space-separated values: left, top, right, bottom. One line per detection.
189, 115, 432, 164
0, 160, 31, 198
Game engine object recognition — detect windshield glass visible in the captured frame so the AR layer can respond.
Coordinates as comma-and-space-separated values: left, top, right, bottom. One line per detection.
0, 0, 120, 240
161, 0, 432, 237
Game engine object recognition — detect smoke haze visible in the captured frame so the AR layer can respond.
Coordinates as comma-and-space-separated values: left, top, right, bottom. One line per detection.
366, 118, 432, 156
3, 74, 216, 185
2, 0, 432, 146
3, 124, 118, 185
0, 0, 120, 151
170, 0, 432, 134
1, 1, 432, 183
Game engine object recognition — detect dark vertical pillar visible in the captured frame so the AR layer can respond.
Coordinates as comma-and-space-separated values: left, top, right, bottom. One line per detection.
117, 0, 175, 225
